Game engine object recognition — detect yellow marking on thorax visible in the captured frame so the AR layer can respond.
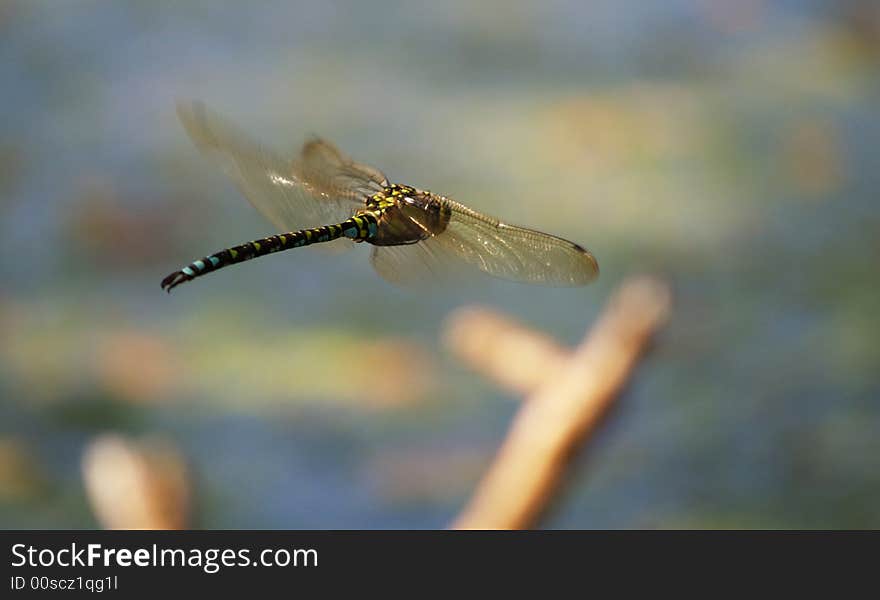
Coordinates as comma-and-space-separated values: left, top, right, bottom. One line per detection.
370, 185, 413, 211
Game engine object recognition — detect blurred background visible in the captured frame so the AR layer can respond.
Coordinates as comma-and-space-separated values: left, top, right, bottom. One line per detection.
1, 0, 878, 528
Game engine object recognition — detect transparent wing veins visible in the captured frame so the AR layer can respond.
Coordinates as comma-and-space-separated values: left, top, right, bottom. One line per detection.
177, 101, 385, 234
371, 199, 598, 287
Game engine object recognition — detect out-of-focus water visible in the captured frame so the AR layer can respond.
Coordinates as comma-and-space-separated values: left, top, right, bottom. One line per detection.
1, 0, 878, 528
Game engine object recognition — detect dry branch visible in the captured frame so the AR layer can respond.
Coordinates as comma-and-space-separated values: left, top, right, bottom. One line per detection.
449, 276, 671, 529
82, 434, 190, 530
444, 307, 570, 396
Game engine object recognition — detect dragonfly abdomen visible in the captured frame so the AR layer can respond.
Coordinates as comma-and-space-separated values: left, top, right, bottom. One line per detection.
161, 213, 379, 292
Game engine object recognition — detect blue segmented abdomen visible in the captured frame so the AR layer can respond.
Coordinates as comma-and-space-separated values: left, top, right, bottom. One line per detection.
161, 212, 380, 292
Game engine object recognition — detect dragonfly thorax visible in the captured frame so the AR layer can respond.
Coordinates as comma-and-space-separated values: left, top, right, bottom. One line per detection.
366, 183, 452, 246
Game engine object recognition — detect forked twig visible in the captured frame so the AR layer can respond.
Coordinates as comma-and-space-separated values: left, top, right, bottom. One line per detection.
448, 276, 671, 529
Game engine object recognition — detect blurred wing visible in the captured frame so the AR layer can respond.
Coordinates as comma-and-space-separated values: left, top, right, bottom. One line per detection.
371, 200, 598, 287
177, 101, 384, 233
298, 137, 388, 198
370, 241, 469, 287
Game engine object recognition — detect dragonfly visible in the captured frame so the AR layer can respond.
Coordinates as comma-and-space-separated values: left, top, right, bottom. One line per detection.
161, 102, 598, 292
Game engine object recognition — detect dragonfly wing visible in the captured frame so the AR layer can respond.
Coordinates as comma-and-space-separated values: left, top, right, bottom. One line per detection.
370, 242, 469, 287
177, 101, 375, 233
371, 199, 598, 287
298, 137, 388, 198
438, 200, 598, 285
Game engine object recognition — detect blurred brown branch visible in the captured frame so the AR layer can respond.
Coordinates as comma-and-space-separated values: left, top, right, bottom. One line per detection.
82, 434, 190, 530
448, 276, 671, 529
444, 308, 570, 396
